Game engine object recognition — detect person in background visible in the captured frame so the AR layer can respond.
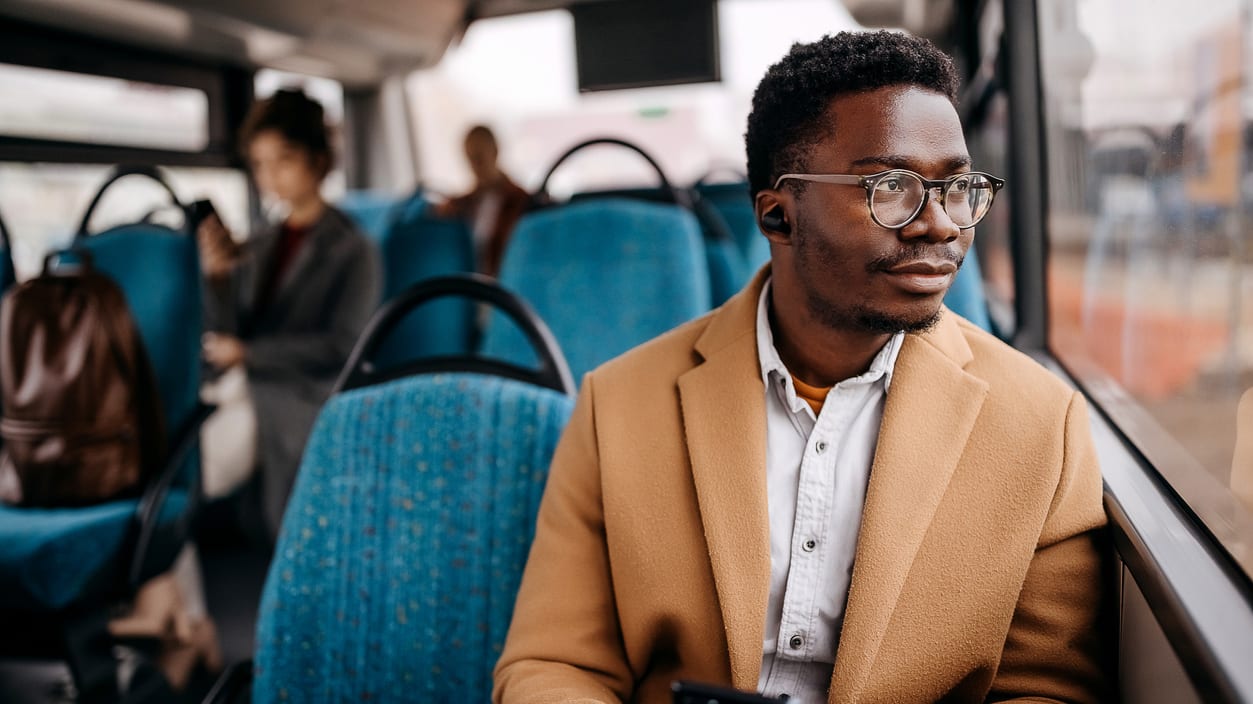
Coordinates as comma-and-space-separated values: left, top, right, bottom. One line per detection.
197, 88, 381, 541
434, 125, 530, 277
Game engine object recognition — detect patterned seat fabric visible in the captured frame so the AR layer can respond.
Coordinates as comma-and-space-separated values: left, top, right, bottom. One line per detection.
482, 198, 711, 381
253, 373, 574, 703
0, 223, 202, 610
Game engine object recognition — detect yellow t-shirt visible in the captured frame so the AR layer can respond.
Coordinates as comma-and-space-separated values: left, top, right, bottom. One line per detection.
790, 374, 832, 416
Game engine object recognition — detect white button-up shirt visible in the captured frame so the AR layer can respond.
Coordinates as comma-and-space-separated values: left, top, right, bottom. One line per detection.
754, 280, 903, 703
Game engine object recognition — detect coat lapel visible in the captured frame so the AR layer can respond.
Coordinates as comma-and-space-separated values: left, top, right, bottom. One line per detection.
266, 213, 332, 316
677, 270, 772, 691
829, 314, 989, 702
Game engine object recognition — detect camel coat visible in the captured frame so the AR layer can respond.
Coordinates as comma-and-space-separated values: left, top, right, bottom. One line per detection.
494, 269, 1112, 703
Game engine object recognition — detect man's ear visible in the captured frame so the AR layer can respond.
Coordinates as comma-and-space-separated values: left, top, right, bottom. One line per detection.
755, 189, 794, 245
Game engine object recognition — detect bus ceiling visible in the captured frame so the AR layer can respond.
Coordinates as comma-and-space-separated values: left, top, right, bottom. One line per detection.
0, 0, 706, 89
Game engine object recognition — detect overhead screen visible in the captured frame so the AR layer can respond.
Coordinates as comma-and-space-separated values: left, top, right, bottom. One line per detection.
572, 0, 721, 92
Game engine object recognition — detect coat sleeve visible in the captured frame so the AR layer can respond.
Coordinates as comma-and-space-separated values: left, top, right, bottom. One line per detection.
493, 374, 634, 704
244, 236, 381, 376
987, 391, 1115, 703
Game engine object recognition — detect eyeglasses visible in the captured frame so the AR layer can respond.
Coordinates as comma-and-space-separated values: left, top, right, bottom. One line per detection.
773, 169, 1006, 229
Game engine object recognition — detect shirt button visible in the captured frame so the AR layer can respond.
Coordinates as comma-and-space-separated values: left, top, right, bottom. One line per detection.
815, 440, 828, 454
789, 634, 804, 649
802, 538, 817, 552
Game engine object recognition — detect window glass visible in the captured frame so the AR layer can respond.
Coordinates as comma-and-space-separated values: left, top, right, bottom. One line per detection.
1039, 0, 1253, 574
0, 63, 209, 152
0, 163, 249, 278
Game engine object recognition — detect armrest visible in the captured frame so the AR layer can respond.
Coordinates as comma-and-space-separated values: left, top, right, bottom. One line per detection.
129, 402, 215, 588
203, 660, 252, 704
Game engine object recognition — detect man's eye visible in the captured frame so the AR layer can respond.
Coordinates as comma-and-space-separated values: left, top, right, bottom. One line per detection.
878, 178, 903, 192
951, 179, 970, 193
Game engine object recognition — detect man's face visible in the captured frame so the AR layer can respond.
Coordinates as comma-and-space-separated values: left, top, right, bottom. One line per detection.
782, 85, 972, 334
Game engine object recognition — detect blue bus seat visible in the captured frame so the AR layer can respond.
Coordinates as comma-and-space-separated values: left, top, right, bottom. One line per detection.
694, 181, 772, 270
79, 223, 203, 438
251, 275, 575, 703
704, 227, 749, 306
943, 244, 992, 332
338, 190, 401, 240
374, 213, 477, 368
572, 185, 751, 306
482, 198, 711, 381
0, 222, 203, 611
253, 373, 573, 703
340, 189, 431, 241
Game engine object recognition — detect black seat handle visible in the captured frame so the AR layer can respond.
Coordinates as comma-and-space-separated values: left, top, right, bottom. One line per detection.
41, 247, 95, 276
533, 137, 689, 209
76, 165, 186, 238
335, 274, 575, 396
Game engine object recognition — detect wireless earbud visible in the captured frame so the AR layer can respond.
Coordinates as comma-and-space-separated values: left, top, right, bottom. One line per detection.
760, 208, 790, 234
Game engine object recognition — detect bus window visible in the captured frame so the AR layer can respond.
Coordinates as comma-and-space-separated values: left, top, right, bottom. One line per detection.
0, 62, 209, 152
1038, 0, 1253, 575
0, 163, 249, 278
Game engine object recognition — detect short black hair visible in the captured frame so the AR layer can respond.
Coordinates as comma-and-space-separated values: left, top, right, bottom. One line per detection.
745, 31, 961, 197
239, 88, 334, 177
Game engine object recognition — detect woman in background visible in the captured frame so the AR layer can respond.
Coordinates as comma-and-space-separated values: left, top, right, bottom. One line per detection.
197, 88, 381, 540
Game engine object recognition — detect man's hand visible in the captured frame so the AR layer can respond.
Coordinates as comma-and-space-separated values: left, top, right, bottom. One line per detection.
203, 332, 246, 370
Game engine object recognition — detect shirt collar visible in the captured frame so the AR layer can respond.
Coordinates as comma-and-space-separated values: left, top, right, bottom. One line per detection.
755, 278, 904, 404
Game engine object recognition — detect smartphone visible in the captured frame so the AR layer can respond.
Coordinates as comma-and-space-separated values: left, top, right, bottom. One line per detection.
188, 199, 218, 228
671, 680, 792, 704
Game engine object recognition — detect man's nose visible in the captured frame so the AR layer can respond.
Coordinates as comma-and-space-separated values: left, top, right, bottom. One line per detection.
899, 188, 961, 243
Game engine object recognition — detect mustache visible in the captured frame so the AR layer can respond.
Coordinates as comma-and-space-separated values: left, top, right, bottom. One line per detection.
865, 244, 965, 274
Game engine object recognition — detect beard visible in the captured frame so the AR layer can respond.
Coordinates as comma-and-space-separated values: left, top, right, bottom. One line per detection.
795, 226, 957, 335
802, 285, 944, 334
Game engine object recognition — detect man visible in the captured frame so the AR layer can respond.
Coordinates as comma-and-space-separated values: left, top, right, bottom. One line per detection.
495, 31, 1111, 703
435, 125, 530, 277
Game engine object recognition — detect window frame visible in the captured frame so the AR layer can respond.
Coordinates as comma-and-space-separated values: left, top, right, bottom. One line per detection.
1002, 0, 1253, 701
0, 18, 253, 168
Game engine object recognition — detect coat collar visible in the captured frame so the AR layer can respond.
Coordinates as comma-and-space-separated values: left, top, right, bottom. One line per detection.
679, 266, 988, 699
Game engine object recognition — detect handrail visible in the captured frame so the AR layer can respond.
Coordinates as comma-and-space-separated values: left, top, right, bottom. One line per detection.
129, 402, 213, 589
336, 274, 575, 396
76, 165, 186, 238
533, 137, 688, 209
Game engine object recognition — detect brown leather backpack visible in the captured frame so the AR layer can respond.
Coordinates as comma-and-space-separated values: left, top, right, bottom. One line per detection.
0, 251, 166, 506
